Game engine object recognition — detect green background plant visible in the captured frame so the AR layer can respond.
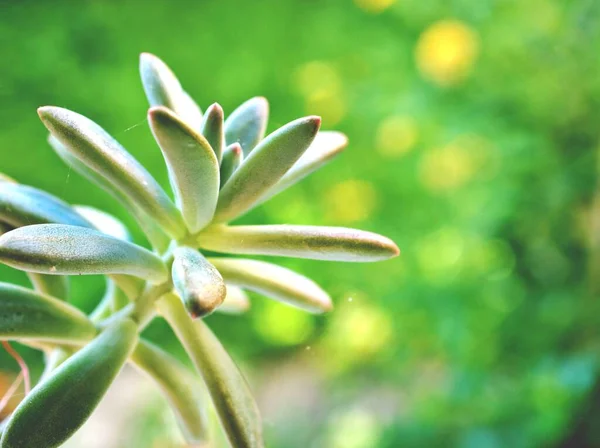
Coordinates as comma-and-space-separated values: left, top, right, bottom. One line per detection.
1, 0, 599, 447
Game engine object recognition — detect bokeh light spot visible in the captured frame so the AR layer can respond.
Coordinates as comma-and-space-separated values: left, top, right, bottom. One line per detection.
324, 180, 378, 223
254, 301, 315, 346
327, 409, 381, 448
376, 115, 419, 158
416, 20, 480, 86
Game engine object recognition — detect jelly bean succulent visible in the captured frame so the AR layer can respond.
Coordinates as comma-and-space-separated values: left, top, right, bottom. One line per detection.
0, 53, 399, 448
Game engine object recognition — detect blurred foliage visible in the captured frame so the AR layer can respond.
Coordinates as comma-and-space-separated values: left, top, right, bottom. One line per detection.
1, 0, 600, 447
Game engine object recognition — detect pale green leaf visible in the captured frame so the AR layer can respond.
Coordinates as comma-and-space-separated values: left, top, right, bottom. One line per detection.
224, 97, 268, 155
149, 106, 220, 233
220, 143, 243, 188
198, 224, 399, 262
0, 282, 95, 343
157, 293, 263, 448
48, 135, 171, 252
1, 319, 137, 448
208, 258, 331, 313
0, 224, 168, 283
131, 339, 209, 444
259, 131, 348, 203
218, 285, 250, 315
38, 106, 186, 239
0, 182, 91, 229
27, 273, 69, 300
215, 116, 321, 222
172, 247, 226, 318
73, 205, 131, 241
200, 103, 225, 161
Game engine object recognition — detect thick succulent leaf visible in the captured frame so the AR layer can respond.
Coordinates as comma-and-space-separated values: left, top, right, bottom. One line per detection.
200, 103, 225, 161
0, 224, 168, 283
172, 247, 226, 318
157, 293, 263, 448
0, 173, 17, 184
220, 143, 243, 188
0, 182, 91, 229
131, 339, 209, 444
38, 106, 186, 240
224, 97, 269, 155
140, 53, 201, 128
73, 205, 131, 241
149, 107, 220, 233
208, 258, 331, 313
0, 282, 95, 343
49, 135, 170, 251
198, 225, 400, 262
218, 285, 250, 315
180, 91, 204, 130
215, 116, 321, 222
1, 319, 137, 448
27, 274, 69, 300
259, 131, 348, 203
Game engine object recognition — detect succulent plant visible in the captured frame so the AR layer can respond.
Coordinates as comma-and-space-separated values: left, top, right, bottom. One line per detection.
0, 53, 399, 448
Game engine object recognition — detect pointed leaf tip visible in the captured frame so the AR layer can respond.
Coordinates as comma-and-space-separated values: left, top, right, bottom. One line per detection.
200, 103, 225, 162
215, 115, 321, 222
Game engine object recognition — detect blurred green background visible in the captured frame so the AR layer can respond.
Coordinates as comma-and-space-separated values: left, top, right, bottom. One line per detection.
1, 0, 600, 446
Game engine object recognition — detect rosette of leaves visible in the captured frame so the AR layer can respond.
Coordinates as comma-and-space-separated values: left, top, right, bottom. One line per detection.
0, 53, 399, 448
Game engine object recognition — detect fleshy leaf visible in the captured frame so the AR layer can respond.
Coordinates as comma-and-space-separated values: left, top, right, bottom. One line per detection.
131, 339, 209, 444
157, 293, 263, 448
198, 224, 400, 262
0, 182, 91, 229
215, 116, 321, 222
140, 54, 187, 117
1, 319, 137, 448
0, 282, 95, 343
220, 143, 243, 188
27, 274, 69, 301
49, 135, 171, 252
200, 103, 225, 162
74, 205, 131, 241
172, 247, 226, 318
218, 286, 250, 315
0, 224, 168, 283
259, 131, 348, 203
180, 91, 204, 130
208, 258, 331, 313
38, 106, 186, 240
224, 97, 269, 155
149, 106, 220, 233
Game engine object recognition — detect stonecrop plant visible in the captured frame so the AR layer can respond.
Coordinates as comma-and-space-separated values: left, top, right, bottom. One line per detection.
0, 53, 399, 448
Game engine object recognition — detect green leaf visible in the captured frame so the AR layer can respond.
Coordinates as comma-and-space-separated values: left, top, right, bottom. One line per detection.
0, 224, 168, 283
208, 258, 331, 313
157, 293, 263, 448
198, 224, 400, 262
220, 143, 244, 188
200, 103, 225, 162
259, 131, 348, 203
48, 135, 171, 252
0, 282, 95, 343
131, 339, 209, 444
1, 319, 137, 448
172, 247, 226, 318
38, 106, 186, 240
0, 182, 91, 229
180, 91, 204, 131
218, 285, 250, 315
140, 53, 189, 119
27, 273, 69, 300
149, 106, 220, 233
73, 205, 131, 241
224, 97, 269, 155
215, 116, 321, 222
